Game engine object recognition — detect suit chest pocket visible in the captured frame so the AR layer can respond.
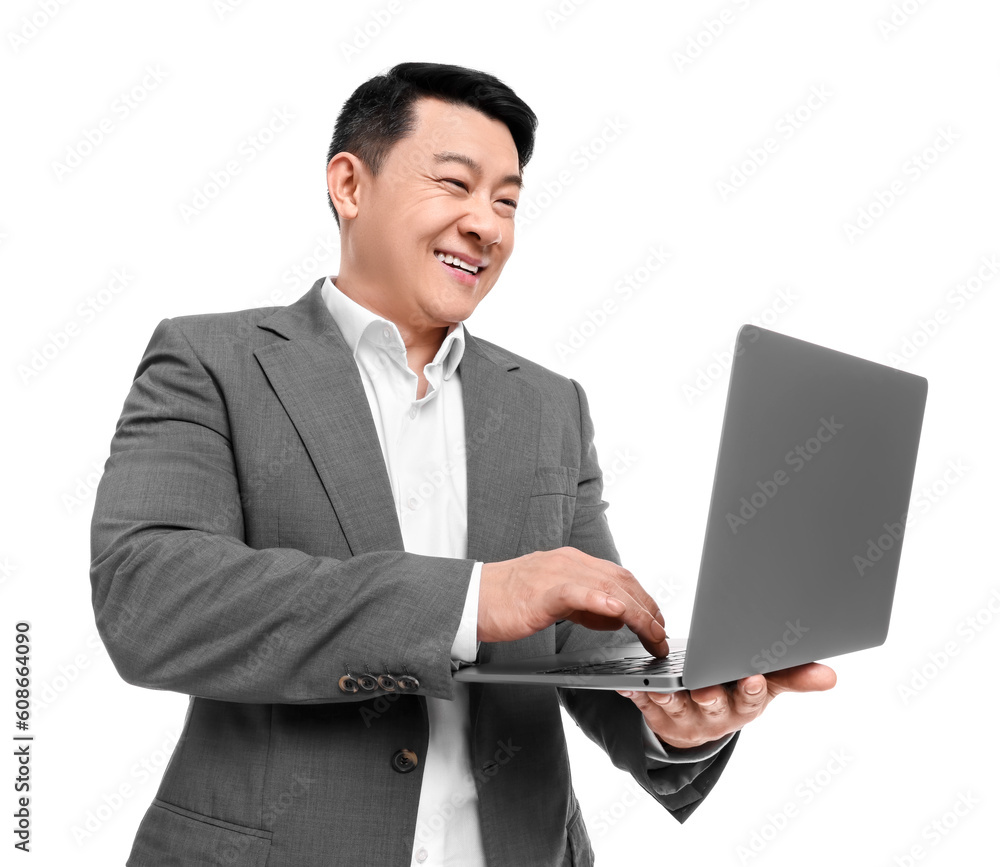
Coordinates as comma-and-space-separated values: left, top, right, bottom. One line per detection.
517, 465, 579, 554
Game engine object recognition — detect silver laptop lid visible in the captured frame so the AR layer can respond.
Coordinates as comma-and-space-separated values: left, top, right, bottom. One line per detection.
682, 326, 928, 690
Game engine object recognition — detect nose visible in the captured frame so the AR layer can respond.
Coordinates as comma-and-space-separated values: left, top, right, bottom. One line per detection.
458, 192, 503, 248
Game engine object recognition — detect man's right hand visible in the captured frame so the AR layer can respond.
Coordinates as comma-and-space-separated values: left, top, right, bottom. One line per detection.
478, 547, 668, 656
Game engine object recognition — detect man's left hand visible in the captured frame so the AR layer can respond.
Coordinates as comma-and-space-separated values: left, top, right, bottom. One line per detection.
616, 663, 837, 750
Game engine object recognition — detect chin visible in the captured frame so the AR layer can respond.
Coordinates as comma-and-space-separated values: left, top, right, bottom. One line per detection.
433, 308, 474, 327
428, 296, 482, 326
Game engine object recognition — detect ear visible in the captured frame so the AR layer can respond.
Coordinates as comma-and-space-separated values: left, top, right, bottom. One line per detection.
327, 152, 365, 222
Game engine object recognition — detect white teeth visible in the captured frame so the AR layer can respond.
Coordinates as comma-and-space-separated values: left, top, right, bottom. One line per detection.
435, 251, 479, 274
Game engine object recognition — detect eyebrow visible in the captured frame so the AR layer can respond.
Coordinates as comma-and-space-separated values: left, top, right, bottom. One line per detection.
432, 151, 523, 190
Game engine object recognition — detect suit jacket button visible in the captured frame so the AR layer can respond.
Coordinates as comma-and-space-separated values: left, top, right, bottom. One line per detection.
357, 674, 378, 691
338, 675, 359, 694
391, 748, 418, 773
377, 674, 397, 691
396, 675, 419, 691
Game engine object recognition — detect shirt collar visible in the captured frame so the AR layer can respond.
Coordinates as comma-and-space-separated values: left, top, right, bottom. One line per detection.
321, 276, 466, 380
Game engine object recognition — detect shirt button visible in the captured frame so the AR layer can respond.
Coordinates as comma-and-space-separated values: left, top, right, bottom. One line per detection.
408, 406, 417, 419
415, 849, 428, 863
407, 497, 418, 511
382, 326, 391, 340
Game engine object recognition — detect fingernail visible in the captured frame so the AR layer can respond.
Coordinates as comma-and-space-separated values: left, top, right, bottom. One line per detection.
746, 680, 764, 695
617, 690, 634, 698
652, 621, 666, 640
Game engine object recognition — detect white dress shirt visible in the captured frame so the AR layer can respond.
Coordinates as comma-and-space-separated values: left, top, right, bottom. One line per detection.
321, 276, 731, 867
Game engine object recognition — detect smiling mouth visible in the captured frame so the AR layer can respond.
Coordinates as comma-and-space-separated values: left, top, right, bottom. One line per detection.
434, 250, 483, 275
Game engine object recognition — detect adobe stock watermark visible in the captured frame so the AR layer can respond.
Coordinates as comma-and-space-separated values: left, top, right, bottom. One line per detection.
545, 0, 589, 30
725, 416, 844, 534
896, 587, 1000, 706
16, 268, 134, 386
589, 779, 645, 838
231, 624, 291, 688
32, 599, 140, 717
671, 0, 758, 73
401, 408, 505, 514
716, 85, 833, 201
215, 774, 314, 865
750, 620, 809, 672
412, 739, 521, 845
650, 575, 683, 610
178, 107, 295, 223
876, 0, 933, 41
602, 447, 639, 491
885, 254, 998, 367
890, 791, 980, 865
62, 459, 105, 514
71, 728, 181, 846
204, 435, 302, 535
213, 0, 251, 21
553, 244, 670, 360
736, 747, 852, 864
515, 116, 627, 230
340, 0, 409, 63
7, 0, 72, 53
681, 289, 798, 404
251, 233, 340, 308
842, 126, 959, 244
852, 457, 968, 577
0, 554, 15, 589
51, 65, 167, 182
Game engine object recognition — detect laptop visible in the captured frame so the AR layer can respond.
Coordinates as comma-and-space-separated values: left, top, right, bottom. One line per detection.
454, 324, 928, 692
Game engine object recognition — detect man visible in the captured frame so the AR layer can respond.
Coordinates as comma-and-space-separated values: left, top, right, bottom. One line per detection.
90, 62, 834, 866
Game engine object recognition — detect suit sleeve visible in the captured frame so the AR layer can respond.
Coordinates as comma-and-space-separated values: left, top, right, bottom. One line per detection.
553, 379, 740, 823
90, 317, 474, 705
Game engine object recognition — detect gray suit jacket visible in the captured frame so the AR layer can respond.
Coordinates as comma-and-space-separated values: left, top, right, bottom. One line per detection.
90, 278, 738, 866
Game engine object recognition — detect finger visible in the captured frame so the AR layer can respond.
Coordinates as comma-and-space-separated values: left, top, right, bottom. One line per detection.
687, 684, 730, 717
554, 550, 668, 648
567, 549, 666, 631
731, 675, 768, 716
620, 689, 687, 719
547, 582, 668, 657
595, 580, 668, 657
764, 662, 837, 695
607, 566, 666, 631
570, 611, 638, 632
646, 690, 688, 717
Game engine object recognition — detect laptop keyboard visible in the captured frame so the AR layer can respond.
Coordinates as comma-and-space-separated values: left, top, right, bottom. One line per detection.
539, 649, 686, 677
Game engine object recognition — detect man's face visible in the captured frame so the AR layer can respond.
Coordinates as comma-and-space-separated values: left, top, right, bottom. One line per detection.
337, 97, 522, 336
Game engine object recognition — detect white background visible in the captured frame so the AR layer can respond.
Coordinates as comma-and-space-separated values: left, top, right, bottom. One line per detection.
3, 0, 998, 864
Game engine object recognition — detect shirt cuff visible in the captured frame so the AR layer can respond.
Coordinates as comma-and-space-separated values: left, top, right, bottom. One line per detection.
641, 718, 735, 764
450, 561, 482, 667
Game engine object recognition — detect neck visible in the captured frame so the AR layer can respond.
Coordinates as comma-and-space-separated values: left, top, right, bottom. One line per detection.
332, 274, 450, 393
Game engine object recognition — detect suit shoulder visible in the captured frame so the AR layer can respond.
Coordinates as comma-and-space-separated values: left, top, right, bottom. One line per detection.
467, 334, 581, 398
165, 304, 281, 341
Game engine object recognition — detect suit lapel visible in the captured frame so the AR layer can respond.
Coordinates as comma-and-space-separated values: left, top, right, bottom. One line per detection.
459, 334, 540, 569
458, 333, 544, 738
253, 279, 404, 555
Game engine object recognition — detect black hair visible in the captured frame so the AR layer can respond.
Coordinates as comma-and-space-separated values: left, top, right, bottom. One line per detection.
326, 61, 537, 226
